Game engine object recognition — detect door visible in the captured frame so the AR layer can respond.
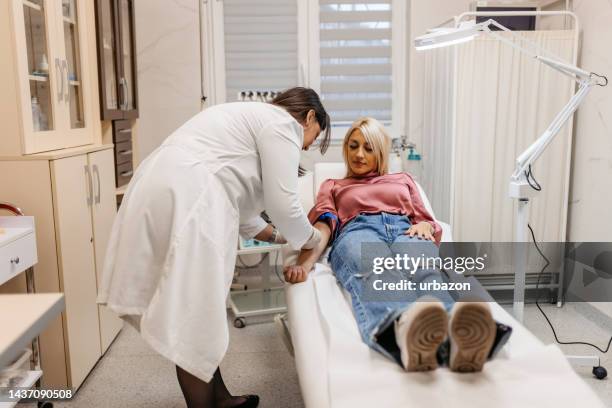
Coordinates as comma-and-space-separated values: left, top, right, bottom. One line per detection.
50, 154, 101, 389
95, 0, 122, 119
88, 148, 123, 353
95, 0, 138, 120
12, 0, 63, 153
116, 0, 138, 118
53, 0, 95, 147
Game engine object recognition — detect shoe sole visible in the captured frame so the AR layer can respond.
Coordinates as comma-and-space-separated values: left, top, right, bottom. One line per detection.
404, 303, 448, 372
449, 303, 496, 373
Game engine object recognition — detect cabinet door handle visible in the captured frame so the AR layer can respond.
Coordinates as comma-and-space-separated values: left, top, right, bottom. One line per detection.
63, 60, 70, 102
93, 164, 101, 204
84, 165, 93, 206
55, 58, 63, 102
118, 78, 123, 109
119, 78, 128, 110
123, 78, 128, 110
125, 78, 130, 109
120, 170, 133, 177
119, 149, 132, 156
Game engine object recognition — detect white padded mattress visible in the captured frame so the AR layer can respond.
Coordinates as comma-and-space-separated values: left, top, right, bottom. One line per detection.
286, 263, 604, 408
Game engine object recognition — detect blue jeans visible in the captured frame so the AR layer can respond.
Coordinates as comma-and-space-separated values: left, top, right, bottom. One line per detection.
328, 213, 455, 363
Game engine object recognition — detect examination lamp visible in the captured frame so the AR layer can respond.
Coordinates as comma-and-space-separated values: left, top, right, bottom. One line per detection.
414, 22, 479, 50
414, 18, 608, 322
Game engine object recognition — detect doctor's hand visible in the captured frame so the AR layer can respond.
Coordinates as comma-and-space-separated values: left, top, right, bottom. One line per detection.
405, 222, 435, 241
283, 264, 311, 284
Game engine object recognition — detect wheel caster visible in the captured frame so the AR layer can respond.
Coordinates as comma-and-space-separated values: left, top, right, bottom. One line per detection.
592, 366, 607, 380
37, 401, 53, 408
234, 317, 246, 328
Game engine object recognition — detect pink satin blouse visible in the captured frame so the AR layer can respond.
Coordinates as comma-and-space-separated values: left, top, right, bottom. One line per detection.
307, 172, 442, 245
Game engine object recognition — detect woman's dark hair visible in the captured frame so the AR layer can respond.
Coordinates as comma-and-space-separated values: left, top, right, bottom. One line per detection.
271, 87, 331, 154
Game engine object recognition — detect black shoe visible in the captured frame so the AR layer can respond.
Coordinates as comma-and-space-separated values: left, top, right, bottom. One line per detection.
236, 395, 259, 408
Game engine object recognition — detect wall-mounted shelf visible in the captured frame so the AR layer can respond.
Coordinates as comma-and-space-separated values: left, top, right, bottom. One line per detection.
22, 1, 42, 12
28, 75, 48, 82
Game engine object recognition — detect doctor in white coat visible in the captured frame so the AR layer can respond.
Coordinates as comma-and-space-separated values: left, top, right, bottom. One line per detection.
98, 87, 331, 408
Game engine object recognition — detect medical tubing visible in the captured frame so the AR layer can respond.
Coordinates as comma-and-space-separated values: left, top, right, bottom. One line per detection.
237, 251, 284, 283
529, 224, 612, 354
273, 250, 284, 283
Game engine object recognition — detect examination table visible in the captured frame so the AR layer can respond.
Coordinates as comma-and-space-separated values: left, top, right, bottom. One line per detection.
280, 163, 604, 408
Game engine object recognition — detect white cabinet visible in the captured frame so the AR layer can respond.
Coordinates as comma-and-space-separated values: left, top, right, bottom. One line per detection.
0, 226, 37, 286
50, 154, 102, 388
0, 0, 98, 155
87, 149, 124, 353
0, 145, 122, 389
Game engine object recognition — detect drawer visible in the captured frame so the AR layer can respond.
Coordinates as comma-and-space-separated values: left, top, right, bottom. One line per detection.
112, 120, 132, 143
116, 161, 133, 187
0, 232, 37, 285
114, 141, 133, 165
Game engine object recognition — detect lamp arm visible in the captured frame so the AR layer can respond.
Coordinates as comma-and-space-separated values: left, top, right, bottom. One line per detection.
537, 56, 592, 80
512, 81, 593, 180
482, 19, 593, 82
486, 19, 567, 61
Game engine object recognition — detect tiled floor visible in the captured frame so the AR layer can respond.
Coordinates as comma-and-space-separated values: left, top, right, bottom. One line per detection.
509, 302, 612, 406
21, 315, 304, 408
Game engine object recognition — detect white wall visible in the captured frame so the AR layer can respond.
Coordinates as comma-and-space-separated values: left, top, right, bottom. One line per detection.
301, 145, 343, 170
406, 0, 473, 152
566, 0, 612, 318
566, 0, 612, 242
134, 0, 202, 163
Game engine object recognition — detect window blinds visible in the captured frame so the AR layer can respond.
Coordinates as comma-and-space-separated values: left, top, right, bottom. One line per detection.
223, 0, 299, 102
319, 0, 393, 124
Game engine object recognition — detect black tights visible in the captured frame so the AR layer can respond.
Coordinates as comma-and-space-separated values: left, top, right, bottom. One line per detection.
176, 366, 246, 408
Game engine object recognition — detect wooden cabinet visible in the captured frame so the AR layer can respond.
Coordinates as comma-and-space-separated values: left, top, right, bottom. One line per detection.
0, 145, 122, 389
0, 0, 99, 155
95, 0, 138, 120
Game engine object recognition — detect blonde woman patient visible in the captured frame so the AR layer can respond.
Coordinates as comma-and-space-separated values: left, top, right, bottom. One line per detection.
284, 117, 498, 373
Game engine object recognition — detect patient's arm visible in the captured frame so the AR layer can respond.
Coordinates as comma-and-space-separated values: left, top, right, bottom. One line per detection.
284, 221, 331, 284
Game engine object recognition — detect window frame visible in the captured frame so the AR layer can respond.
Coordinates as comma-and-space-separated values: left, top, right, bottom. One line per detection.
205, 0, 408, 141
304, 0, 407, 140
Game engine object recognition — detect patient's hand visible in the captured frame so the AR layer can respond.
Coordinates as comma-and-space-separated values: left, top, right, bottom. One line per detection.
405, 221, 435, 241
284, 264, 311, 284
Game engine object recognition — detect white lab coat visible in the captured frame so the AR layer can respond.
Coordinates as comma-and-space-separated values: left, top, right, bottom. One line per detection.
97, 102, 314, 382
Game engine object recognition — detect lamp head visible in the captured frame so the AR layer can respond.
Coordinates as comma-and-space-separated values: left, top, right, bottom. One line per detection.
415, 21, 482, 51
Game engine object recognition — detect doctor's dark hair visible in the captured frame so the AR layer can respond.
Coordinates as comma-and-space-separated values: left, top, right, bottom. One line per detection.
271, 87, 331, 154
